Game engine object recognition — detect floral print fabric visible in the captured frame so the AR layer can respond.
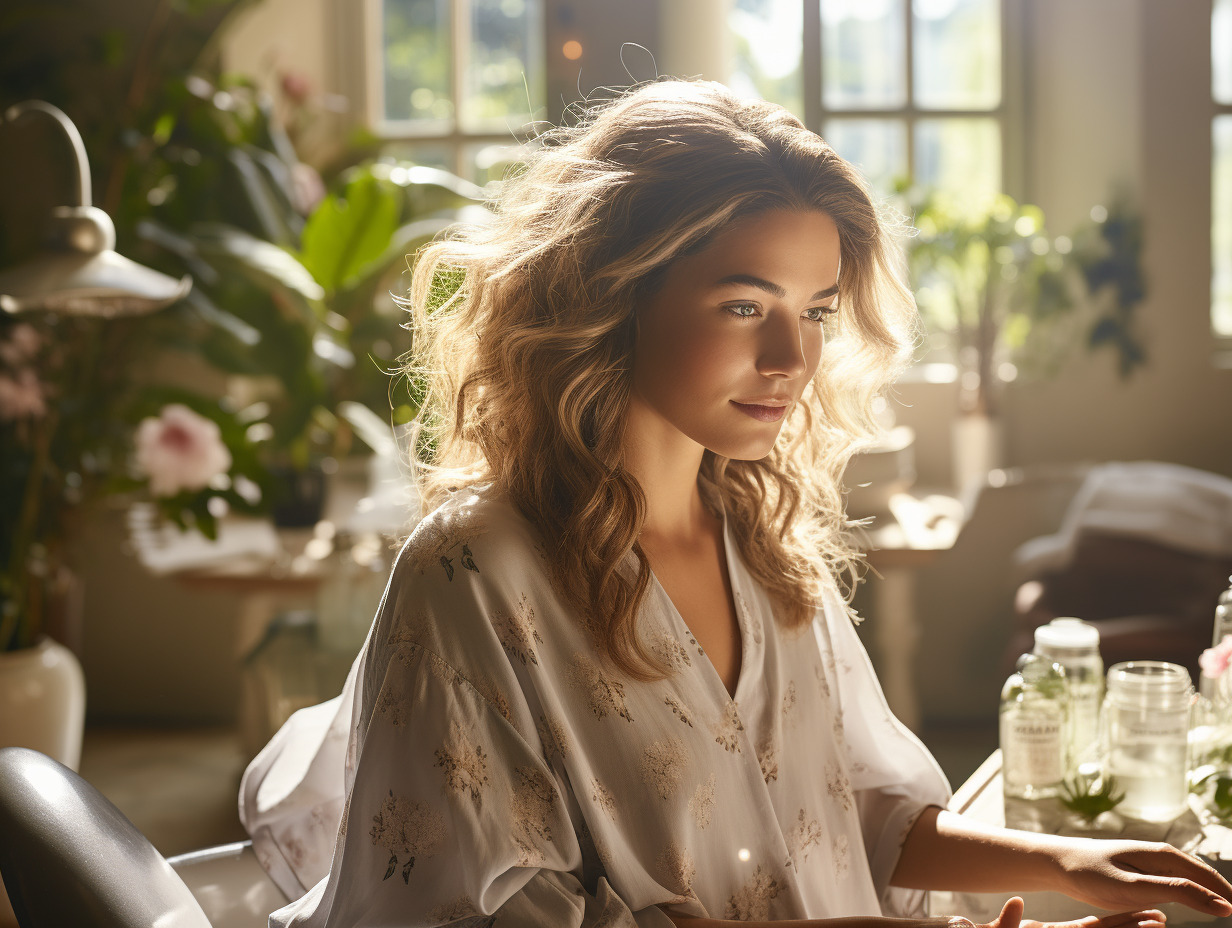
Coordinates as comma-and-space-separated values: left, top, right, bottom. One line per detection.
243, 485, 951, 926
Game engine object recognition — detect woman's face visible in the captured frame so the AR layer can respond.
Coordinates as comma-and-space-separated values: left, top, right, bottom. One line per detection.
629, 208, 842, 462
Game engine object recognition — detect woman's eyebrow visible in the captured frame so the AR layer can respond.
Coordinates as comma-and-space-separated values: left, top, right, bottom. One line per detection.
715, 273, 839, 301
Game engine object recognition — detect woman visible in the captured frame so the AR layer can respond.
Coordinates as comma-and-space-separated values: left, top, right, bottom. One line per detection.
241, 79, 1232, 927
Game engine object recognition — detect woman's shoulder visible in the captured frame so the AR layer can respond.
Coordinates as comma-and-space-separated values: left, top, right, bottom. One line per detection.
394, 483, 550, 587
371, 485, 562, 719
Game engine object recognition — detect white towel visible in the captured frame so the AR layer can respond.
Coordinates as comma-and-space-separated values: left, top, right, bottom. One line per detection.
1014, 461, 1232, 577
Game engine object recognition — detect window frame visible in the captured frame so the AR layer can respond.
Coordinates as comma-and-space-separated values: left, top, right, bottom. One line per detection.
352, 0, 547, 180
795, 0, 1025, 200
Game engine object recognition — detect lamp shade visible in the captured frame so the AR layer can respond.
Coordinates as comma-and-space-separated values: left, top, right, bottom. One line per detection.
0, 101, 191, 317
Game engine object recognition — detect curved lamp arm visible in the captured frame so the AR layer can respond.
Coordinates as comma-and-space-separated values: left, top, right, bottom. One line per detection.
3, 100, 92, 208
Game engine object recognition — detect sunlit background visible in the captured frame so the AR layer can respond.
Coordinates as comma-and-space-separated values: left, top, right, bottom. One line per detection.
1, 0, 1231, 875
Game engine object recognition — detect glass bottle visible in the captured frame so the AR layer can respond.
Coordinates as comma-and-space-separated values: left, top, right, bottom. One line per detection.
1103, 661, 1193, 822
1212, 576, 1232, 648
1200, 576, 1232, 701
1000, 652, 1071, 799
1033, 618, 1104, 773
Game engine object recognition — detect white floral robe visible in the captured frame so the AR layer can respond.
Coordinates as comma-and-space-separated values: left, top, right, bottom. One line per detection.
240, 485, 951, 927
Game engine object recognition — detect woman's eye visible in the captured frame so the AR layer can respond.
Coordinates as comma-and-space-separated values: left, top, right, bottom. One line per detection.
804, 305, 837, 323
727, 303, 758, 319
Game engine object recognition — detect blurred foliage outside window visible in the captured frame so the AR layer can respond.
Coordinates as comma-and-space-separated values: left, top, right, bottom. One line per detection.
379, 0, 546, 187
730, 0, 1003, 211
1213, 0, 1232, 339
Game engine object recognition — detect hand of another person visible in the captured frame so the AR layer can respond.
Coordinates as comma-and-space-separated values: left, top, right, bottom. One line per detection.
960, 896, 1164, 928
1048, 837, 1232, 917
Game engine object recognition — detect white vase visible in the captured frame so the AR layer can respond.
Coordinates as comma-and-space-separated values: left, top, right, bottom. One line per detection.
0, 637, 86, 771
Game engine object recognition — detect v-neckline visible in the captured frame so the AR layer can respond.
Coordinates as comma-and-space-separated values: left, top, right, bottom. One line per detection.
646, 506, 751, 705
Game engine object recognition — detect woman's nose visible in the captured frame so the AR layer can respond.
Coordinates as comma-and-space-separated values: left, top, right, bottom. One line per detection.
756, 314, 809, 379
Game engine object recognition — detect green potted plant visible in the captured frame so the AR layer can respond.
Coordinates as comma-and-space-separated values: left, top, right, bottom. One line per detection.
904, 188, 1147, 490
130, 74, 484, 523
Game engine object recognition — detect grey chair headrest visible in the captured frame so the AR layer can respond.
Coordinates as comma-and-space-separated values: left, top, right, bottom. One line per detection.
0, 746, 212, 928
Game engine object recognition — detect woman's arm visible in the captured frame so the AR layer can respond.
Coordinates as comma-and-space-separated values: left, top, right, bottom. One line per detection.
664, 917, 951, 928
662, 898, 1164, 928
891, 805, 1232, 918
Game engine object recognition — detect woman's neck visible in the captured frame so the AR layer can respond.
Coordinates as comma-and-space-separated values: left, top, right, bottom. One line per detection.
621, 399, 710, 545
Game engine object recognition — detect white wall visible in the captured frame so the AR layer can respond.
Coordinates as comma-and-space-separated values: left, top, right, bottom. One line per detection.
1002, 0, 1232, 479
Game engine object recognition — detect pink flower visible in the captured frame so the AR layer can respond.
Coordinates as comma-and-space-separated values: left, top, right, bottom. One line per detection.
1200, 634, 1232, 679
135, 404, 232, 497
0, 369, 47, 421
280, 71, 312, 105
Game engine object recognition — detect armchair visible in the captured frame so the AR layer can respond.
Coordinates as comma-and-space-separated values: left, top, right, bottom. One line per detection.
0, 746, 285, 928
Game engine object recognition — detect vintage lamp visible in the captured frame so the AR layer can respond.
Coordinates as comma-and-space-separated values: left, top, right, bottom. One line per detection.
0, 100, 190, 316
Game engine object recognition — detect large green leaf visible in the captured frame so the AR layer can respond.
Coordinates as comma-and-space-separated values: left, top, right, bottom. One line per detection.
300, 172, 403, 295
188, 222, 325, 312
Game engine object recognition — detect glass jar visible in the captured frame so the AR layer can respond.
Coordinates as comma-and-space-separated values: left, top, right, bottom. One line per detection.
1033, 618, 1104, 772
1103, 661, 1193, 822
1000, 652, 1071, 799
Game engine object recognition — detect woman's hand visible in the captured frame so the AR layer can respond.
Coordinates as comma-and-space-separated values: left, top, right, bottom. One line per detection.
1049, 837, 1232, 917
961, 897, 1165, 928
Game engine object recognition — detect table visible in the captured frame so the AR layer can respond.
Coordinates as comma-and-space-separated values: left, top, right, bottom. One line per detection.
859, 489, 963, 731
929, 751, 1232, 926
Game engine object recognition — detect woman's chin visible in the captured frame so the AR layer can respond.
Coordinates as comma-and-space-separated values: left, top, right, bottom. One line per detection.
707, 437, 780, 462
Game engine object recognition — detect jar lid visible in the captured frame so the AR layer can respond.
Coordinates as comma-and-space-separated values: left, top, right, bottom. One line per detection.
1106, 660, 1192, 707
1034, 618, 1100, 654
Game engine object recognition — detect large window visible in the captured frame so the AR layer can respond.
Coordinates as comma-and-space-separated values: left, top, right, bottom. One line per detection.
366, 0, 546, 184
1214, 0, 1232, 338
730, 0, 1007, 212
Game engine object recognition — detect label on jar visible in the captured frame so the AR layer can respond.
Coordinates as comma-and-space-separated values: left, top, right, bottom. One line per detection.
1001, 713, 1064, 787
1110, 712, 1188, 744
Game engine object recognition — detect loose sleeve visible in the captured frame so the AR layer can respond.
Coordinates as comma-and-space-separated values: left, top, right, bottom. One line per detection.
269, 543, 672, 928
818, 586, 952, 918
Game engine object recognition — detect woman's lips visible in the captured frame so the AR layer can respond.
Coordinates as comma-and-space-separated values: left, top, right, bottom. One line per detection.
730, 400, 787, 422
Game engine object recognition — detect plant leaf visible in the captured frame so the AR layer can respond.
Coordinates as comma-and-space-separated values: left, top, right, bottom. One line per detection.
189, 222, 325, 305
300, 171, 403, 294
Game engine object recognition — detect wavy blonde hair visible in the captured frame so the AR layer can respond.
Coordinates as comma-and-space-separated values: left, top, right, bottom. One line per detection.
404, 79, 918, 680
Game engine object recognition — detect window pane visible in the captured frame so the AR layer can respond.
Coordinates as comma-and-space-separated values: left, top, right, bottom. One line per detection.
822, 0, 907, 110
1215, 116, 1232, 337
913, 0, 1000, 110
381, 143, 455, 173
915, 117, 1000, 212
383, 0, 453, 124
461, 0, 545, 132
1216, 0, 1232, 105
823, 118, 908, 195
730, 0, 804, 116
460, 140, 537, 187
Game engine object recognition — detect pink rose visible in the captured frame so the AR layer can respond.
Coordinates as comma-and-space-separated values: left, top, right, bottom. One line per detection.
135, 404, 232, 497
280, 71, 312, 105
1200, 634, 1232, 679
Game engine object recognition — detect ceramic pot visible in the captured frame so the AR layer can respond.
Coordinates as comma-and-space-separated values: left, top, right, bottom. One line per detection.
0, 637, 86, 770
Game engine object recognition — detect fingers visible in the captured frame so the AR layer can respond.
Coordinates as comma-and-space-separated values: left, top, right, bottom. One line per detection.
1137, 874, 1232, 917
992, 896, 1024, 928
1092, 911, 1165, 928
1056, 911, 1164, 928
1119, 845, 1232, 906
1112, 847, 1232, 918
